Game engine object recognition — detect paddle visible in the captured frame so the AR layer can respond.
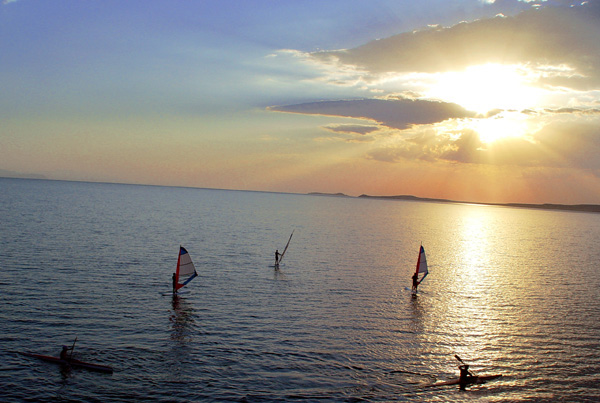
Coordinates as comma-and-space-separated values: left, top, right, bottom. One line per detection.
68, 337, 77, 362
455, 355, 477, 377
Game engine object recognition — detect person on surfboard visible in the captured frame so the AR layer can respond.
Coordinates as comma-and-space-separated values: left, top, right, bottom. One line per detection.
172, 272, 177, 294
458, 364, 475, 390
275, 249, 281, 266
411, 272, 420, 292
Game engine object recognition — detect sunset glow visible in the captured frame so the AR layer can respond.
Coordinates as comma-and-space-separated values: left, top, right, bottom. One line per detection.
2, 0, 600, 205
426, 64, 544, 114
470, 111, 533, 144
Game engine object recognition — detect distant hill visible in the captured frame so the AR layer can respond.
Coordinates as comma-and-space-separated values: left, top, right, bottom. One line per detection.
358, 194, 600, 213
308, 192, 351, 198
0, 170, 47, 180
359, 194, 453, 203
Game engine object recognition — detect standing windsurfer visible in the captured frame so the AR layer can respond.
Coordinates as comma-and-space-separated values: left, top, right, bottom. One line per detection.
412, 272, 419, 292
275, 249, 280, 266
172, 273, 177, 294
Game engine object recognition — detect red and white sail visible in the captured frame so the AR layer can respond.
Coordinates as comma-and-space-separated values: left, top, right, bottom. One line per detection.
175, 246, 197, 291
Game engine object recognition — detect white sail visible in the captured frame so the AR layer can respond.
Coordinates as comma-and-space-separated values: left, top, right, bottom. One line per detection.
415, 245, 428, 283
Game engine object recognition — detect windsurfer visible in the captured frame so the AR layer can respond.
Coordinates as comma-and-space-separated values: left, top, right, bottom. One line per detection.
412, 272, 419, 292
172, 273, 177, 294
275, 249, 280, 265
458, 364, 474, 390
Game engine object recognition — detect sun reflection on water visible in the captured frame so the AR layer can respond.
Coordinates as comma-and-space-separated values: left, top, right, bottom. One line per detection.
424, 205, 517, 379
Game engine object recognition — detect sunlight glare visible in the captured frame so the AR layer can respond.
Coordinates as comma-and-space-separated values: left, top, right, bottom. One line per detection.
426, 64, 543, 113
471, 111, 531, 144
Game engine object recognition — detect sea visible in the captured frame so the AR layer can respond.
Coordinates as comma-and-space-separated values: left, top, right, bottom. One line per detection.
0, 177, 599, 402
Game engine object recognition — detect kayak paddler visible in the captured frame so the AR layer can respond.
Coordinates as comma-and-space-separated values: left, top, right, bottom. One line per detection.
60, 345, 73, 361
458, 364, 475, 390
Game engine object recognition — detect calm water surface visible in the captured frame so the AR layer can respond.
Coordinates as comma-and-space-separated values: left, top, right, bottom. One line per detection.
0, 178, 599, 402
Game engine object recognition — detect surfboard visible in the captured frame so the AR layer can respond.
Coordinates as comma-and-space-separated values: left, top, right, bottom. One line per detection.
160, 290, 191, 296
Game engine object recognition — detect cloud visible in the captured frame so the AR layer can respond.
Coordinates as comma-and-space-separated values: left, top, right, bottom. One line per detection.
529, 119, 600, 171
322, 124, 379, 135
363, 114, 600, 174
269, 98, 476, 130
543, 107, 600, 115
362, 128, 444, 162
264, 0, 600, 203
310, 2, 600, 91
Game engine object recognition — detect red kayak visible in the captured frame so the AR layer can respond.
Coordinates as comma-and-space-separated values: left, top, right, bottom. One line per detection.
426, 374, 502, 387
19, 352, 113, 374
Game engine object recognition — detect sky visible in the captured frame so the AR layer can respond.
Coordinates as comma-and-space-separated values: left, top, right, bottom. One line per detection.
2, 0, 600, 205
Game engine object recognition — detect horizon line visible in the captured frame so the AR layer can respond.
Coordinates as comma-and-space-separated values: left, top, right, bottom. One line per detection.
2, 175, 599, 213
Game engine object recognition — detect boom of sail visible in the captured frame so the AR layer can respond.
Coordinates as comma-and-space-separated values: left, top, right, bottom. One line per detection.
175, 246, 198, 291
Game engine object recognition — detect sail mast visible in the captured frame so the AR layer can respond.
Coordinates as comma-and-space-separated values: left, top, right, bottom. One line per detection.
279, 230, 294, 264
414, 245, 422, 276
175, 246, 182, 286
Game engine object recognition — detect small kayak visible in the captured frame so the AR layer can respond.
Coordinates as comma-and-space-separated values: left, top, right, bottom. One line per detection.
426, 374, 502, 387
19, 352, 113, 374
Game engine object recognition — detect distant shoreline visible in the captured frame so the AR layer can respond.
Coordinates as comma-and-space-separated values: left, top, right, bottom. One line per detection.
355, 194, 600, 214
307, 192, 600, 213
3, 176, 599, 214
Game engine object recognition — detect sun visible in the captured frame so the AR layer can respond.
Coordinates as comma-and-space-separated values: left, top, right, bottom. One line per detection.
425, 63, 543, 114
470, 111, 531, 144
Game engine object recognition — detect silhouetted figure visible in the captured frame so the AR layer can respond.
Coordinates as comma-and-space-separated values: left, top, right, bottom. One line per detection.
60, 345, 73, 361
275, 249, 280, 266
412, 272, 419, 292
172, 273, 177, 294
458, 364, 474, 390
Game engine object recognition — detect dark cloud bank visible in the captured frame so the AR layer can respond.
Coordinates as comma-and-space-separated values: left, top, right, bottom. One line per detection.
269, 98, 476, 130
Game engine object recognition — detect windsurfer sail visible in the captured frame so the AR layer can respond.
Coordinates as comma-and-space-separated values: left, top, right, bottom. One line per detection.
173, 246, 198, 293
411, 245, 428, 293
276, 230, 294, 266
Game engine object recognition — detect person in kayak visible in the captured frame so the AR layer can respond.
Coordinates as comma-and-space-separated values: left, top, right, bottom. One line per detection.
458, 364, 475, 390
59, 345, 73, 361
275, 249, 280, 266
